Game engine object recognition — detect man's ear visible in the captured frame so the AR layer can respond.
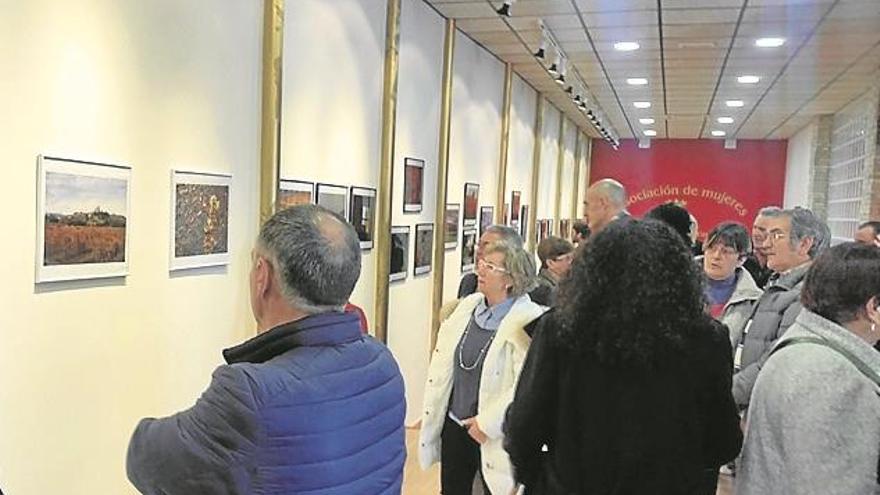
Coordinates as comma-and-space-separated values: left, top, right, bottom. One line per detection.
797, 236, 814, 257
866, 296, 880, 324
254, 256, 274, 298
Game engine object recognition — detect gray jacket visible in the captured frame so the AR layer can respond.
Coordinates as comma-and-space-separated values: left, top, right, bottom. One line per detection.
720, 267, 763, 349
738, 310, 880, 495
732, 262, 810, 408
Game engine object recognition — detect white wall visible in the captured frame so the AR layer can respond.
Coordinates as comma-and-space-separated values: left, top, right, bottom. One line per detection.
280, 0, 387, 324
0, 1, 262, 493
536, 105, 562, 225
441, 32, 505, 302
387, 0, 444, 426
506, 75, 538, 229
559, 121, 578, 225
784, 119, 818, 208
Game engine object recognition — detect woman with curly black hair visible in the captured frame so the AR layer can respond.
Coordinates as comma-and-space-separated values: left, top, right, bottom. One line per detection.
503, 219, 742, 494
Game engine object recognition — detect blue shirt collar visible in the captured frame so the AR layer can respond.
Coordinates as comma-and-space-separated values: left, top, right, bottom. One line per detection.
473, 296, 516, 330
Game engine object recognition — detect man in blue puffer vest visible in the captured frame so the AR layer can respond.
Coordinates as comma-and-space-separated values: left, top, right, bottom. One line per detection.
126, 204, 406, 494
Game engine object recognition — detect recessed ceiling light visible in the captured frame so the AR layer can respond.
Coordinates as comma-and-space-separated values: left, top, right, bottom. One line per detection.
755, 37, 785, 48
639, 118, 655, 125
644, 130, 657, 137
626, 78, 648, 86
712, 130, 727, 137
633, 101, 651, 109
726, 100, 745, 107
614, 41, 640, 52
737, 75, 761, 84
717, 117, 734, 124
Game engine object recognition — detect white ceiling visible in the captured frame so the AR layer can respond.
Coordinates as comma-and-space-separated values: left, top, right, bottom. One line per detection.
422, 0, 880, 140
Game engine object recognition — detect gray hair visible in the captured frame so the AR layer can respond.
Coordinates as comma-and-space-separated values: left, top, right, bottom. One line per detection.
485, 240, 535, 297
756, 206, 783, 220
769, 207, 830, 259
483, 224, 523, 248
256, 204, 361, 313
592, 178, 627, 208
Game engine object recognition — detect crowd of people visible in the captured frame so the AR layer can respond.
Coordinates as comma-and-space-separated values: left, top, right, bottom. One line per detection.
121, 180, 880, 495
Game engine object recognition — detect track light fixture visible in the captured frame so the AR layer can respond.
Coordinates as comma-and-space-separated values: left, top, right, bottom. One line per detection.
496, 0, 515, 17
564, 85, 573, 94
533, 19, 547, 59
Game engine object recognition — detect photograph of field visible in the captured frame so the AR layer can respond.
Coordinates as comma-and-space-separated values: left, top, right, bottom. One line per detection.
43, 171, 128, 266
277, 179, 313, 210
174, 183, 230, 258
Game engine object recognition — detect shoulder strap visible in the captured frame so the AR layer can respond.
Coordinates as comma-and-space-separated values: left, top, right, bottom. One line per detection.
772, 336, 880, 385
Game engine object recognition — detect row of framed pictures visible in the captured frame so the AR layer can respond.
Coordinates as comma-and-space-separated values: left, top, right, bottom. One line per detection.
277, 179, 377, 250
36, 155, 233, 283
388, 223, 478, 282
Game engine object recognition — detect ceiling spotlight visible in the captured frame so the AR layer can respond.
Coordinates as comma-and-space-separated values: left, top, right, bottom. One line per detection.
639, 118, 655, 125
614, 41, 640, 52
643, 130, 657, 137
712, 130, 727, 137
717, 117, 734, 124
564, 85, 573, 94
726, 100, 745, 107
577, 99, 588, 110
633, 101, 652, 109
533, 43, 546, 59
496, 0, 515, 17
737, 75, 761, 84
755, 37, 785, 48
626, 78, 648, 86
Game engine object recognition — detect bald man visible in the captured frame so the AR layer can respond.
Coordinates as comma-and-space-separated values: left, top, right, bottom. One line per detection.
583, 178, 629, 233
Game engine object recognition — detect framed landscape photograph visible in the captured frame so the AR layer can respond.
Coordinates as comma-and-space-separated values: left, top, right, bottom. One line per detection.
461, 229, 477, 273
277, 179, 313, 210
414, 223, 434, 276
510, 191, 521, 223
390, 225, 410, 282
316, 183, 348, 220
462, 182, 479, 227
170, 169, 232, 271
479, 206, 494, 239
403, 157, 424, 213
444, 203, 460, 250
37, 155, 131, 283
349, 186, 376, 250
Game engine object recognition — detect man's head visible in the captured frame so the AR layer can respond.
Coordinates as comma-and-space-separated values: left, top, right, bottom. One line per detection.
537, 236, 575, 279
250, 205, 361, 330
854, 221, 880, 246
476, 225, 522, 262
584, 178, 627, 233
759, 207, 829, 273
751, 206, 782, 265
571, 219, 591, 244
644, 202, 692, 247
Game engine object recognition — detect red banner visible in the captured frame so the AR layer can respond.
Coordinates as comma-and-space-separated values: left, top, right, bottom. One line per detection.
589, 139, 787, 239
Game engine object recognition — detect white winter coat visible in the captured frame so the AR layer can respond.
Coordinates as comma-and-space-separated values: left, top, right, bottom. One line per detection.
419, 293, 546, 495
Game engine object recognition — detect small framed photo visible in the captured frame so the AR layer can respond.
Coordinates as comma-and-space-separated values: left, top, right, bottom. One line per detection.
414, 223, 434, 276
520, 205, 529, 240
444, 203, 460, 250
463, 182, 479, 227
350, 186, 377, 250
37, 155, 131, 283
510, 191, 521, 223
316, 183, 349, 220
171, 169, 233, 271
560, 219, 571, 240
403, 157, 424, 213
390, 225, 410, 282
461, 229, 478, 273
277, 179, 313, 210
479, 206, 494, 239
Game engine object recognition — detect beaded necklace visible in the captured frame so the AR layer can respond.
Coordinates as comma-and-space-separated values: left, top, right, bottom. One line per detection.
458, 323, 496, 371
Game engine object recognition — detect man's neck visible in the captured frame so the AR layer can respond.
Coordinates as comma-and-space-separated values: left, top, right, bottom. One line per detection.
257, 307, 311, 334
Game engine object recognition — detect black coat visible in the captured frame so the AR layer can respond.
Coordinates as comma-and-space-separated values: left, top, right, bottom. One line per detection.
503, 314, 742, 495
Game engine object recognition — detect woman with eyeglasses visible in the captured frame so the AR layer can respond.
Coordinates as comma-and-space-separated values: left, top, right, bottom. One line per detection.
504, 219, 742, 494
420, 239, 546, 495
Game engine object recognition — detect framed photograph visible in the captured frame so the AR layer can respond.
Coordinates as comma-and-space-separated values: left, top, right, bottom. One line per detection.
37, 155, 131, 283
444, 203, 460, 250
390, 225, 410, 282
350, 186, 376, 250
170, 170, 232, 271
520, 205, 529, 240
510, 191, 521, 223
461, 229, 478, 273
403, 157, 424, 213
414, 223, 434, 276
560, 219, 571, 241
503, 203, 510, 225
462, 182, 479, 227
538, 219, 550, 243
316, 183, 348, 220
479, 206, 494, 239
277, 179, 313, 210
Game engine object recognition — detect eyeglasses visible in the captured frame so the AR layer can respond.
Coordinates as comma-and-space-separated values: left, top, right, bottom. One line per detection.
477, 259, 508, 274
552, 253, 574, 263
764, 230, 788, 244
705, 245, 738, 257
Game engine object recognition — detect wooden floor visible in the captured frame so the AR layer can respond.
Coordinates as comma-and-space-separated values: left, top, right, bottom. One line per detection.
402, 428, 733, 495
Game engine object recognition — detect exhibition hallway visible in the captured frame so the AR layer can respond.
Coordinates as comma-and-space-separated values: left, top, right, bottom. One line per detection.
400, 429, 735, 494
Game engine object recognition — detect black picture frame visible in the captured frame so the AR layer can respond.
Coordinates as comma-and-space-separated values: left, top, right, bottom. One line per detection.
444, 203, 460, 249
461, 229, 477, 273
390, 225, 410, 282
349, 186, 376, 250
414, 223, 434, 276
403, 157, 424, 213
462, 182, 479, 227
315, 182, 349, 221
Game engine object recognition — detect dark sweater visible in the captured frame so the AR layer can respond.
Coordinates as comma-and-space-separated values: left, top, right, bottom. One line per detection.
504, 314, 742, 494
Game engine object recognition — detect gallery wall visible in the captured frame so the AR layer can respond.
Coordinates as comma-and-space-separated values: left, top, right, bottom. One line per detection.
784, 119, 819, 209
536, 105, 562, 222
0, 1, 263, 494
505, 75, 539, 243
